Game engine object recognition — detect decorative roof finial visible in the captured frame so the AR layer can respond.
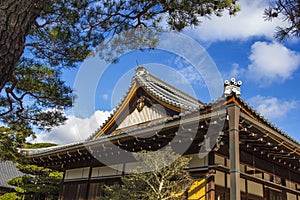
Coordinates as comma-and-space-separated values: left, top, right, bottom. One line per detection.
135, 65, 148, 76
224, 78, 242, 97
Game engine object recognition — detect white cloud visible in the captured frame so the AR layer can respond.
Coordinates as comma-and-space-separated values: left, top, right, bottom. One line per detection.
229, 63, 240, 78
171, 56, 206, 87
247, 41, 300, 85
223, 63, 245, 80
35, 110, 111, 144
177, 66, 205, 86
248, 95, 297, 120
186, 0, 287, 41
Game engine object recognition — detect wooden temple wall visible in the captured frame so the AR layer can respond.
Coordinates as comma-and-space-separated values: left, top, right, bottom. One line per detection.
214, 153, 300, 200
58, 151, 300, 200
59, 154, 210, 200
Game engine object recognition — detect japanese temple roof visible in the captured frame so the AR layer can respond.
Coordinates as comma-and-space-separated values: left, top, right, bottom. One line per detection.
88, 66, 205, 139
0, 160, 23, 189
20, 67, 300, 172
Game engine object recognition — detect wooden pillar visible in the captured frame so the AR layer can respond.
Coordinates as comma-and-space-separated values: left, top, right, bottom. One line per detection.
207, 174, 215, 200
227, 104, 241, 200
59, 165, 66, 200
207, 152, 215, 200
85, 164, 93, 200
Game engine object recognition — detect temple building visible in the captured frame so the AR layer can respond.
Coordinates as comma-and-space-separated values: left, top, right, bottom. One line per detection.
21, 66, 300, 200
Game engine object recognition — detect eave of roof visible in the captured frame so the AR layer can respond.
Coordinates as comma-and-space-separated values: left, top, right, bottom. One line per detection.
225, 94, 300, 147
22, 92, 300, 158
21, 106, 226, 158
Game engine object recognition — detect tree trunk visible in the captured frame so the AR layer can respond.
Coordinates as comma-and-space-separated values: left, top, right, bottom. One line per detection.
0, 0, 43, 92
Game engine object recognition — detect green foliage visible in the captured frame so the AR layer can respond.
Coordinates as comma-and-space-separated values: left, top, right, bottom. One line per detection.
23, 142, 57, 149
6, 143, 63, 200
0, 59, 71, 160
14, 186, 26, 194
0, 125, 33, 161
27, 0, 239, 66
1, 59, 72, 130
99, 148, 193, 200
7, 166, 63, 199
264, 0, 300, 40
97, 28, 161, 63
0, 192, 21, 200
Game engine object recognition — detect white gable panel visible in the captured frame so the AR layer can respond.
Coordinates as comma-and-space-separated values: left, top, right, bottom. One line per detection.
117, 104, 167, 129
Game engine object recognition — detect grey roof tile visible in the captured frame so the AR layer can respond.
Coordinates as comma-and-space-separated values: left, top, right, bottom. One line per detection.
0, 160, 23, 189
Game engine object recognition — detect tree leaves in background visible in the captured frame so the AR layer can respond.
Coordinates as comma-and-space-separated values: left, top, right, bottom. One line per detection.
0, 58, 72, 132
264, 0, 300, 40
5, 143, 63, 200
99, 148, 193, 200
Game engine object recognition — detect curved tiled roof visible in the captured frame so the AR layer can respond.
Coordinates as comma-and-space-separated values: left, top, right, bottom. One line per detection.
0, 160, 23, 189
87, 66, 205, 140
134, 66, 205, 111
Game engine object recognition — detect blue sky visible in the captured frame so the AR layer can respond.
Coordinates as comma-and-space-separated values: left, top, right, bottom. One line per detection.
36, 0, 300, 144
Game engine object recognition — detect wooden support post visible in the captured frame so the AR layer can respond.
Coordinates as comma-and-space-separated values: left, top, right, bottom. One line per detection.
59, 165, 66, 200
207, 152, 215, 200
85, 164, 93, 200
227, 104, 241, 200
207, 174, 215, 200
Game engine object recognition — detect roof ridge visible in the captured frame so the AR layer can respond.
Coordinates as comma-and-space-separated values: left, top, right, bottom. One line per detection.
134, 66, 205, 108
143, 72, 204, 104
